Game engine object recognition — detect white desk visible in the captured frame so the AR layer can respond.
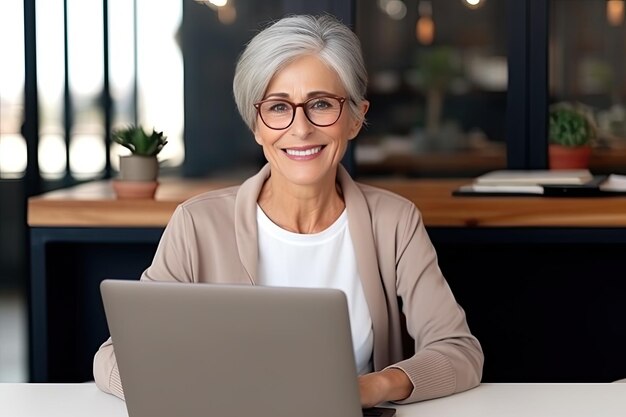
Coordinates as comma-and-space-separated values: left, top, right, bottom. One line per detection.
0, 383, 127, 417
1, 383, 625, 416
398, 383, 626, 416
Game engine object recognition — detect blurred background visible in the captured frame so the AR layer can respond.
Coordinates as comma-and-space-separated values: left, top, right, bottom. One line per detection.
1, 0, 625, 381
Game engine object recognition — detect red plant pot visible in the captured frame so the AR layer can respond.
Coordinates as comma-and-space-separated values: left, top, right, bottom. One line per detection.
549, 144, 591, 170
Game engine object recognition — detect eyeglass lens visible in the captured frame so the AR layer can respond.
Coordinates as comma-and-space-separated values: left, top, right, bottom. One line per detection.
257, 96, 343, 129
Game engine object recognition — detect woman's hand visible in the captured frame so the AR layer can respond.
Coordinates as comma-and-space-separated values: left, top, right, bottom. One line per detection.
358, 368, 413, 408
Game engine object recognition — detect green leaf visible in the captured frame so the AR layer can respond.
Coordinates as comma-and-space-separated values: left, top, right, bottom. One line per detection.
111, 125, 168, 156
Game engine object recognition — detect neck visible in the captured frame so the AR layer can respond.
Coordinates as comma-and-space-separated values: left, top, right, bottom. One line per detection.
257, 172, 344, 234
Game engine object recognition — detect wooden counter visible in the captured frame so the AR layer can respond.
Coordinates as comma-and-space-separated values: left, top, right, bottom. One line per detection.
28, 179, 237, 228
28, 177, 626, 228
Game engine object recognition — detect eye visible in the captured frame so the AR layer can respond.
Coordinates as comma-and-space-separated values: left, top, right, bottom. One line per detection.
308, 98, 335, 111
265, 101, 291, 113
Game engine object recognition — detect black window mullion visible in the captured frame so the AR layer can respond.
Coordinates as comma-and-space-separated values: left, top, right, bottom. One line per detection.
527, 0, 549, 169
506, 0, 549, 170
102, 0, 112, 178
506, 0, 530, 169
63, 0, 72, 183
23, 0, 41, 196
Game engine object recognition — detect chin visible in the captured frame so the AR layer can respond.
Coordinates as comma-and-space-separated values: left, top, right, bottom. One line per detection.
271, 157, 339, 186
284, 166, 335, 187
285, 173, 326, 187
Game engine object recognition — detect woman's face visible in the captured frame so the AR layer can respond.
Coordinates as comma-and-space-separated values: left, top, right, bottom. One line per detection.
253, 55, 368, 188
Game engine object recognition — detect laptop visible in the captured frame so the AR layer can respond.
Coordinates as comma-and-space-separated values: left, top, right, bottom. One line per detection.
100, 279, 396, 417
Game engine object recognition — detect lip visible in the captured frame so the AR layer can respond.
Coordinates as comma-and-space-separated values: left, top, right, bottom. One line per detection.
282, 145, 325, 161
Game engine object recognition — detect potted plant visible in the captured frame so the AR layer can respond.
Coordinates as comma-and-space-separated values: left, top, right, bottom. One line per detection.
549, 102, 596, 170
414, 46, 462, 135
111, 126, 168, 199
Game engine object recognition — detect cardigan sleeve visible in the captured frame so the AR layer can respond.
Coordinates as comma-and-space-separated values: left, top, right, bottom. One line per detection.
93, 337, 125, 400
387, 204, 484, 404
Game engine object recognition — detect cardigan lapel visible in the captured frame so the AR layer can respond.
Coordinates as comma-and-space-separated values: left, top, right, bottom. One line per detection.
337, 165, 390, 370
234, 164, 271, 285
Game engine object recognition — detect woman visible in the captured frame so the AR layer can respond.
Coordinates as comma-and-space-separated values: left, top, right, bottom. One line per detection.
94, 14, 483, 407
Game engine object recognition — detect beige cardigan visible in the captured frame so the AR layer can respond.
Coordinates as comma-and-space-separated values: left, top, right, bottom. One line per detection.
94, 164, 483, 404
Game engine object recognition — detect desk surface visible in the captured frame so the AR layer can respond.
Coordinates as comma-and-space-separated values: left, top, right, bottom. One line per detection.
2, 383, 625, 417
28, 178, 626, 228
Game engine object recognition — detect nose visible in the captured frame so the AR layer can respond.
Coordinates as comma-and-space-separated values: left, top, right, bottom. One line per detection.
289, 106, 314, 137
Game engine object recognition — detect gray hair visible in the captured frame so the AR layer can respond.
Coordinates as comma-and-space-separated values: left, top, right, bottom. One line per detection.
233, 14, 368, 131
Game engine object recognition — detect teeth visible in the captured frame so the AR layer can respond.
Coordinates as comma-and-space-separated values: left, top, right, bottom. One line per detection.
285, 146, 322, 156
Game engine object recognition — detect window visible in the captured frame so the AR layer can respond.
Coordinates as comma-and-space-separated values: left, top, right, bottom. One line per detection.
22, 0, 185, 185
550, 0, 626, 174
355, 0, 508, 177
0, 0, 27, 178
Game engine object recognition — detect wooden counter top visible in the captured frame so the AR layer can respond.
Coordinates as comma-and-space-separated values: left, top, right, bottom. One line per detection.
28, 177, 626, 228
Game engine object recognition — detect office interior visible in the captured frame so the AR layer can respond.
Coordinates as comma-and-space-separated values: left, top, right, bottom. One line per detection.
1, 0, 626, 384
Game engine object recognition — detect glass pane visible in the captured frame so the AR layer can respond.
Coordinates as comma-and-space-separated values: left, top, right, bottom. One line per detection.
67, 0, 106, 179
109, 0, 135, 129
0, 0, 26, 178
550, 0, 626, 174
355, 0, 507, 177
136, 0, 184, 169
39, 134, 67, 177
108, 0, 137, 172
69, 134, 106, 176
0, 135, 27, 177
36, 0, 66, 179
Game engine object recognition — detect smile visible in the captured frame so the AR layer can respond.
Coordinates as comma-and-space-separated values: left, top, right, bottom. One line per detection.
284, 146, 323, 157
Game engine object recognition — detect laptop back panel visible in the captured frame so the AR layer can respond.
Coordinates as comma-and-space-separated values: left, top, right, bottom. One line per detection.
100, 280, 363, 417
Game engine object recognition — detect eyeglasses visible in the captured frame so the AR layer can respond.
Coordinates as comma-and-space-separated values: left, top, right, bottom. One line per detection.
254, 95, 347, 130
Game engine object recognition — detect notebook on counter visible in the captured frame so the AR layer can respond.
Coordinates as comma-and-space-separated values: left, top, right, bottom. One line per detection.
100, 279, 396, 417
473, 169, 594, 185
453, 170, 626, 197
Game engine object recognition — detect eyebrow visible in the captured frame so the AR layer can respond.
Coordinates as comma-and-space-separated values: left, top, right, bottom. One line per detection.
263, 91, 339, 100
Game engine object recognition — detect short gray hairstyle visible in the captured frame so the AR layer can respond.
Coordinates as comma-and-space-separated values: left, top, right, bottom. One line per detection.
233, 14, 368, 131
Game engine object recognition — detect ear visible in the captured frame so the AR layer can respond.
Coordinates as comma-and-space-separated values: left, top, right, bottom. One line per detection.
347, 100, 370, 141
253, 126, 264, 146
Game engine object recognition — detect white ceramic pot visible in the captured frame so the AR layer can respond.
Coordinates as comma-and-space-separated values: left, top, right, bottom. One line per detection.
119, 155, 159, 181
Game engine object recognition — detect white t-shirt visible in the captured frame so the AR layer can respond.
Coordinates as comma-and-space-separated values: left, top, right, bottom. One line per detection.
256, 206, 374, 375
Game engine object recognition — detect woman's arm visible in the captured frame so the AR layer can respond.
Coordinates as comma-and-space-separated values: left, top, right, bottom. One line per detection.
382, 204, 484, 404
358, 368, 412, 408
393, 209, 484, 402
93, 337, 125, 400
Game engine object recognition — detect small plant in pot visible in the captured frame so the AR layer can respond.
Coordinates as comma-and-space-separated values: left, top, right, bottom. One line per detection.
111, 126, 168, 199
549, 102, 596, 170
